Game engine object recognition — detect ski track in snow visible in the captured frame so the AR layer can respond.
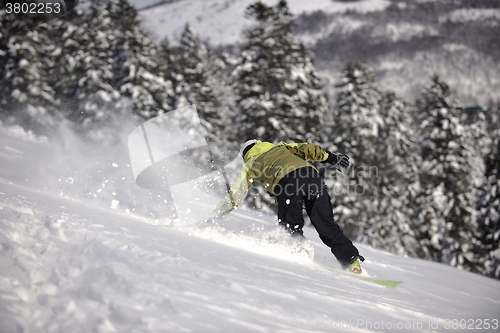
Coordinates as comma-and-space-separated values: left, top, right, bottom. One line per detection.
1, 124, 500, 332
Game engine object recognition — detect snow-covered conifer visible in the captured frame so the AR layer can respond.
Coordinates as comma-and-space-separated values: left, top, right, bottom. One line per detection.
108, 0, 175, 119
49, 0, 175, 131
167, 25, 226, 150
232, 0, 328, 144
476, 130, 500, 279
357, 93, 421, 257
415, 75, 481, 271
0, 12, 60, 132
330, 61, 382, 235
49, 1, 122, 128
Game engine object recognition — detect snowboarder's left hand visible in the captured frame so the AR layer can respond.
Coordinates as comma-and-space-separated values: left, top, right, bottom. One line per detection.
335, 154, 350, 169
323, 152, 350, 170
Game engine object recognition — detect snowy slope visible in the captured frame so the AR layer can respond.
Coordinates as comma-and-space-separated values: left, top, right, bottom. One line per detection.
139, 0, 500, 106
139, 0, 391, 46
1, 124, 500, 332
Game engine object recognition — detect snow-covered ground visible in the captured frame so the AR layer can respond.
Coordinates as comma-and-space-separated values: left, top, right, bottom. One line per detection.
139, 0, 500, 106
139, 0, 391, 45
1, 122, 500, 332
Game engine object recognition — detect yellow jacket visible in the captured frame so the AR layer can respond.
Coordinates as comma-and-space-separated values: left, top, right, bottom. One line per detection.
215, 141, 329, 215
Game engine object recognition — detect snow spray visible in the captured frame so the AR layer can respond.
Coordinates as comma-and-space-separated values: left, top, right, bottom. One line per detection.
128, 105, 234, 226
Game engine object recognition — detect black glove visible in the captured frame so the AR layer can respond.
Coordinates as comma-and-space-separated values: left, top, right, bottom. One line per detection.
322, 151, 350, 169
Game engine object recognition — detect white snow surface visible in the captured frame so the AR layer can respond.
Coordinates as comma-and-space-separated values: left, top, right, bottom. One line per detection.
1, 122, 500, 333
139, 0, 391, 45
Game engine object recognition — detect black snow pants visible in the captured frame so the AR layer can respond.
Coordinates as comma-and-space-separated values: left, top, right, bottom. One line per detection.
273, 167, 359, 267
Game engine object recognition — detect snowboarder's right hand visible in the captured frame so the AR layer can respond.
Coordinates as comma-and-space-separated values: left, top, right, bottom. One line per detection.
214, 197, 235, 216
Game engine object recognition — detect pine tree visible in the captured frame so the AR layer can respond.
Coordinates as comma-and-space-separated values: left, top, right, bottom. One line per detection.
48, 0, 175, 133
47, 0, 124, 130
332, 62, 382, 157
0, 12, 60, 133
331, 64, 422, 257
46, 8, 85, 117
415, 75, 481, 271
487, 102, 500, 135
162, 24, 227, 155
109, 0, 175, 119
330, 61, 383, 236
357, 93, 421, 257
463, 105, 490, 166
232, 0, 328, 144
476, 129, 500, 279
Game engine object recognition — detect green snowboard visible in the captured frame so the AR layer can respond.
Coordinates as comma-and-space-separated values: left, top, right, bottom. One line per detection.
355, 275, 403, 288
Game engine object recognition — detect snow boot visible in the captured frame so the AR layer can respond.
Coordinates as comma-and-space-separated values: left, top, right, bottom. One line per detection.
346, 255, 365, 274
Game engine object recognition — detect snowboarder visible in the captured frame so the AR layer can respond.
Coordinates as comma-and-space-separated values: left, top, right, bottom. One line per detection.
215, 139, 365, 274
